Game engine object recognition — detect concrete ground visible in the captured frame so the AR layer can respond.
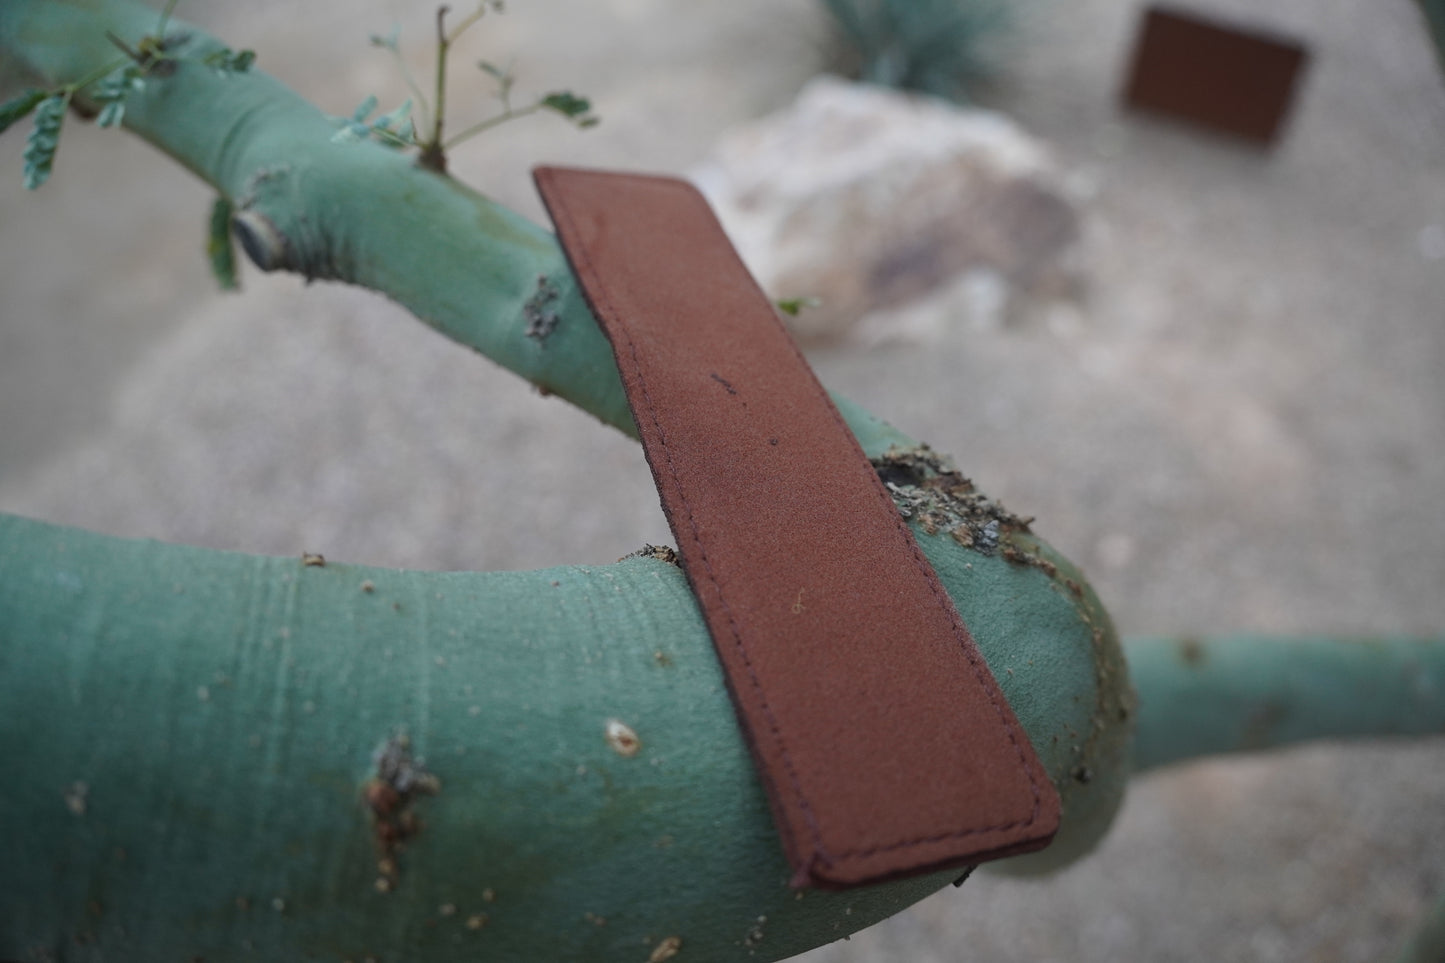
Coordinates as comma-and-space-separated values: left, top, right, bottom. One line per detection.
1, 0, 1443, 960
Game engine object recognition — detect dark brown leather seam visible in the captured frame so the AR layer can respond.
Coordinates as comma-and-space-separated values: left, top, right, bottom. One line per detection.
534, 166, 1060, 886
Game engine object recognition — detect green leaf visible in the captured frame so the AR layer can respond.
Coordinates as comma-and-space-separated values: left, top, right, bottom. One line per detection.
92, 66, 143, 129
330, 99, 414, 147
367, 129, 406, 149
207, 195, 239, 291
373, 98, 412, 132
351, 94, 379, 123
0, 88, 49, 137
95, 66, 145, 99
330, 122, 368, 143
540, 91, 591, 119
476, 60, 508, 82
775, 296, 821, 317
96, 101, 126, 128
22, 93, 67, 190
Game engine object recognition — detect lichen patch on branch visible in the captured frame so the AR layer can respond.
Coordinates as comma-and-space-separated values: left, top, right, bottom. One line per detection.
363, 733, 441, 891
523, 273, 561, 341
871, 445, 1051, 573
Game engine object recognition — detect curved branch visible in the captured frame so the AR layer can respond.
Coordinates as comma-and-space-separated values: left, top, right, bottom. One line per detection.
1126, 634, 1445, 772
0, 506, 1120, 960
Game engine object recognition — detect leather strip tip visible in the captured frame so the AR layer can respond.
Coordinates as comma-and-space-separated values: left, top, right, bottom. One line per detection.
788, 860, 818, 891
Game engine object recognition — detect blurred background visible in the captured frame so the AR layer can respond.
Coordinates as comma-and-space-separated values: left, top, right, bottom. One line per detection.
2, 0, 1443, 959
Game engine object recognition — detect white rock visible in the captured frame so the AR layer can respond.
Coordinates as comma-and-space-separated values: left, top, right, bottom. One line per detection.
693, 75, 1087, 341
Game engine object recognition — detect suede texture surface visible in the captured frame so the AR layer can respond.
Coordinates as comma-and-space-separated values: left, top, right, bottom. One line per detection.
535, 166, 1060, 888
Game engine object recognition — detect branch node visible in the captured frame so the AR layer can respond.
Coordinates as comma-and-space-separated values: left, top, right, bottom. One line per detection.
231, 208, 287, 272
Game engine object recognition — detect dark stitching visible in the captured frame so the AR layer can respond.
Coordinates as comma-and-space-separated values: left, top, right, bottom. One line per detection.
643, 176, 1046, 855
540, 170, 1043, 873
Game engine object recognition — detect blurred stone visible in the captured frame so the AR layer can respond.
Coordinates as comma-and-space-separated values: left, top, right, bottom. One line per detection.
692, 75, 1087, 342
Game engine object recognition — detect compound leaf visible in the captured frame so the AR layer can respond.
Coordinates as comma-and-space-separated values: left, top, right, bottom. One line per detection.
540, 91, 591, 119
351, 94, 379, 123
373, 98, 412, 132
22, 93, 68, 190
96, 101, 126, 128
0, 88, 49, 137
92, 66, 143, 129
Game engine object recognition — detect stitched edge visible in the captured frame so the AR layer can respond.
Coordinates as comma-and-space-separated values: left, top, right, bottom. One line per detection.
669, 171, 1049, 865
537, 168, 1051, 877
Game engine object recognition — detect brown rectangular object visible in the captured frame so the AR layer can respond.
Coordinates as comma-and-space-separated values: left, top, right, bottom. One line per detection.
1124, 5, 1309, 145
534, 166, 1059, 888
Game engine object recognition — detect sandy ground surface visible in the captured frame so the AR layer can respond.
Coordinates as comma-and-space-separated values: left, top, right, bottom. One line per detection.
2, 0, 1443, 960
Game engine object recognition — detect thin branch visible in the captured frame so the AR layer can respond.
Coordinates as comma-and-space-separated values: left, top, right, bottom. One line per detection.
155, 0, 182, 38
418, 5, 454, 171
391, 49, 432, 136
442, 101, 539, 148
431, 5, 449, 149
444, 2, 490, 43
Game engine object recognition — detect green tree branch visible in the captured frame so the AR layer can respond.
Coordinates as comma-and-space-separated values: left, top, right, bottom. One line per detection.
1126, 634, 1445, 772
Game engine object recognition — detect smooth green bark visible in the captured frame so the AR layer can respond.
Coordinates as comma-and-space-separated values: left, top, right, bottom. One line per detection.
5, 513, 950, 960
1126, 634, 1445, 772
0, 507, 1117, 961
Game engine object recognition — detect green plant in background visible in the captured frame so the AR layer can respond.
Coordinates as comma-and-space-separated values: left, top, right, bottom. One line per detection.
820, 0, 1014, 101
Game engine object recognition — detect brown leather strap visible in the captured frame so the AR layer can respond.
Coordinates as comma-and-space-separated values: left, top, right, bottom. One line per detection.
534, 166, 1059, 888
